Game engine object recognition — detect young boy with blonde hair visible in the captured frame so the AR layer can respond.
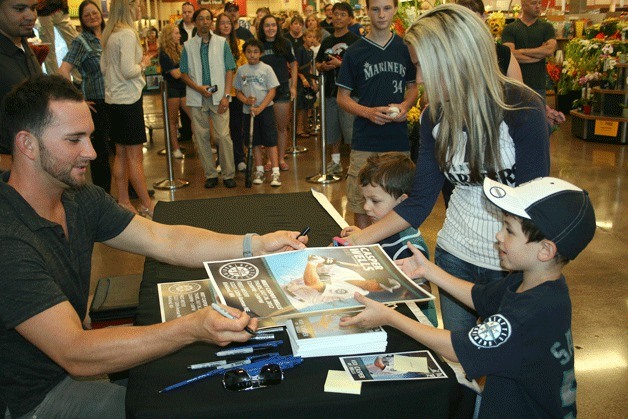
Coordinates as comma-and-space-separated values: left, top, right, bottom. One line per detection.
341, 152, 429, 261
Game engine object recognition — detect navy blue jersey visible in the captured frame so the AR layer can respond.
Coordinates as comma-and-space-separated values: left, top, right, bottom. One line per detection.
451, 272, 577, 418
261, 40, 296, 83
336, 34, 416, 152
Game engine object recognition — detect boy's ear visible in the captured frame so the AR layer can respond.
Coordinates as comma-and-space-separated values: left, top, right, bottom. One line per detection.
537, 239, 558, 262
397, 193, 409, 204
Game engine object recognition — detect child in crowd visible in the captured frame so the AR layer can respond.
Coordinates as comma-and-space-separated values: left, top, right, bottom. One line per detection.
234, 38, 282, 186
341, 152, 429, 261
295, 28, 320, 138
341, 176, 596, 417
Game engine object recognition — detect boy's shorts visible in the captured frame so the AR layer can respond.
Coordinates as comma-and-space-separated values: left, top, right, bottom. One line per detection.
346, 150, 411, 214
243, 106, 277, 148
324, 96, 356, 146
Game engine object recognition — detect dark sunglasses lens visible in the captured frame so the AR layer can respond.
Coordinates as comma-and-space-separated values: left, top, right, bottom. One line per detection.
258, 364, 283, 386
223, 369, 252, 391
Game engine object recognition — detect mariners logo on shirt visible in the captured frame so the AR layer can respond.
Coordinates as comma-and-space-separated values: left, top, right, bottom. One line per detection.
468, 314, 511, 348
219, 262, 259, 281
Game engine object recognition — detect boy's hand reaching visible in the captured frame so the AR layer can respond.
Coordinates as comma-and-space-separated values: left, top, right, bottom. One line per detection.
339, 293, 395, 329
340, 225, 361, 237
395, 242, 432, 281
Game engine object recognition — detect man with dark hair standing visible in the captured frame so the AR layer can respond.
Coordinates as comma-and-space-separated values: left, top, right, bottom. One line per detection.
320, 3, 334, 31
501, 0, 556, 100
0, 74, 306, 418
315, 1, 359, 177
224, 1, 253, 41
0, 0, 42, 157
180, 8, 237, 189
178, 1, 197, 44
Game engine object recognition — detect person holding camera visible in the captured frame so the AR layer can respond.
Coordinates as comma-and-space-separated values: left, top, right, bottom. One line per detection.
315, 2, 359, 177
180, 7, 237, 189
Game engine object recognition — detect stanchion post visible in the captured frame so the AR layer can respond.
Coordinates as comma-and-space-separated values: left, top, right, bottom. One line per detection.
287, 88, 308, 154
307, 72, 340, 184
154, 79, 190, 191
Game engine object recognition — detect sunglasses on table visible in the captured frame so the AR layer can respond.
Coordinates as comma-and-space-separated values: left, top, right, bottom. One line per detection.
222, 364, 283, 392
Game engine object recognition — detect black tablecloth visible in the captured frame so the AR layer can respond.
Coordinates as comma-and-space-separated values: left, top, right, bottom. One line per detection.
125, 192, 461, 418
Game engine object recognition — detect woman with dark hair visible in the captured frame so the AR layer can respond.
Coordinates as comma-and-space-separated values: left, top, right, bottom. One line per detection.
59, 0, 111, 192
214, 12, 248, 171
257, 14, 297, 172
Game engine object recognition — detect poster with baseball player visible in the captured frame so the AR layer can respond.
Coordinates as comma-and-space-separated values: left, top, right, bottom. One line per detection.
204, 244, 434, 319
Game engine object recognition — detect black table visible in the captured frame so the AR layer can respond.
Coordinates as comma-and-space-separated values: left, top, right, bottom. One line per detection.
125, 192, 461, 418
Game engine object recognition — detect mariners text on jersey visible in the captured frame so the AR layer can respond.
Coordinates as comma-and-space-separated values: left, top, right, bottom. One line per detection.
363, 61, 406, 80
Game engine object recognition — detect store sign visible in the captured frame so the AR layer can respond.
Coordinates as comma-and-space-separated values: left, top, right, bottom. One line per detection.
594, 120, 619, 137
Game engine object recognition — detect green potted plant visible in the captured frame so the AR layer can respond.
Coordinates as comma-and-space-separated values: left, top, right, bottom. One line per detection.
572, 97, 596, 115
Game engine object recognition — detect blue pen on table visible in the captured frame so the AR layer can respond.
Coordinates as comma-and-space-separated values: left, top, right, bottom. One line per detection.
215, 340, 283, 357
297, 226, 310, 238
211, 303, 257, 336
187, 352, 278, 371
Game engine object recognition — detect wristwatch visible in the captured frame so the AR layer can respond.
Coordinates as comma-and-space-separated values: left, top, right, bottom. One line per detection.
224, 94, 231, 99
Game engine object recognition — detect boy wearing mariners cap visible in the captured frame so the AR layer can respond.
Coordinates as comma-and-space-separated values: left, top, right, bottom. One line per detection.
340, 176, 596, 418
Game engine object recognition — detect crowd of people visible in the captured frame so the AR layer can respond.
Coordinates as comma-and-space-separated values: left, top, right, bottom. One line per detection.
0, 0, 593, 417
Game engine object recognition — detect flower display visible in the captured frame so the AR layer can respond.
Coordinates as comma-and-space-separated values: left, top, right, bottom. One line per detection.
392, 0, 422, 37
557, 18, 628, 95
487, 11, 505, 40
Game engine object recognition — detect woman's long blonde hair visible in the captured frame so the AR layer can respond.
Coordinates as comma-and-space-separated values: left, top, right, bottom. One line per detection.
159, 24, 182, 64
405, 4, 533, 182
102, 0, 140, 48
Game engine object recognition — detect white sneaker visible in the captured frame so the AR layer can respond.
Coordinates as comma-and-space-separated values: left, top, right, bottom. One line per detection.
173, 149, 184, 159
237, 162, 247, 172
253, 171, 264, 184
326, 161, 343, 175
270, 172, 282, 187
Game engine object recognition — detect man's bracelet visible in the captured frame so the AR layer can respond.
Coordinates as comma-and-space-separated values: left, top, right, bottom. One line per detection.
243, 233, 259, 257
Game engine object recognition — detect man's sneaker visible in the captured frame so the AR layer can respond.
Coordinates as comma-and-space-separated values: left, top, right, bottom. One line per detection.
237, 162, 247, 172
326, 161, 343, 175
252, 171, 264, 184
270, 172, 282, 187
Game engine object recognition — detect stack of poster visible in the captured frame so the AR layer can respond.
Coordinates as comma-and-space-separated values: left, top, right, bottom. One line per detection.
285, 312, 387, 358
203, 244, 434, 320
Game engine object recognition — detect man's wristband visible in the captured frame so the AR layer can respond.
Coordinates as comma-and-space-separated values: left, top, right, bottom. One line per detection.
243, 233, 259, 257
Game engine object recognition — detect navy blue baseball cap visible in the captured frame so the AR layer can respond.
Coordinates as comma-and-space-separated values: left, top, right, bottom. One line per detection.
483, 177, 596, 260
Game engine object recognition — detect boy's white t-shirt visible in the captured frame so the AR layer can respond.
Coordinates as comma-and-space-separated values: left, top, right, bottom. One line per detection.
233, 61, 280, 114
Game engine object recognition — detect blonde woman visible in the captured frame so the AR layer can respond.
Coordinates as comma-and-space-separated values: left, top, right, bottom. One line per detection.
101, 0, 155, 216
345, 4, 550, 331
159, 24, 188, 159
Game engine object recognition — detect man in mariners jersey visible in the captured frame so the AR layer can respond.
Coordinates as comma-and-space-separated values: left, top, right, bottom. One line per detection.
342, 176, 596, 417
336, 0, 418, 229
